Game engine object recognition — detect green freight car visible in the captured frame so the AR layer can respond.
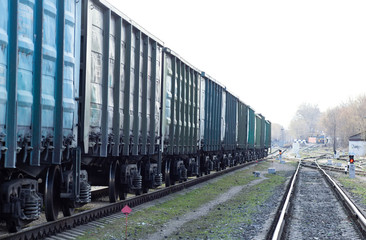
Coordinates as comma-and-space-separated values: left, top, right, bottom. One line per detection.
80, 0, 164, 201
265, 120, 271, 156
237, 101, 248, 162
247, 107, 256, 160
200, 73, 224, 172
161, 49, 201, 186
222, 91, 238, 167
255, 114, 267, 159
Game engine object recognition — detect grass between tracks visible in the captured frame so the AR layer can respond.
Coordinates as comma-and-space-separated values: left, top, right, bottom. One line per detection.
170, 173, 286, 239
77, 162, 272, 240
333, 175, 366, 205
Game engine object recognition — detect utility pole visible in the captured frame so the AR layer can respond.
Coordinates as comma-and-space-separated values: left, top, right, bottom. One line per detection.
333, 120, 336, 155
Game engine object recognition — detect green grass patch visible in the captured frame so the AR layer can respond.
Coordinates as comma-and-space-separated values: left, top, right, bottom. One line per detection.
76, 162, 271, 240
334, 175, 366, 205
171, 173, 286, 239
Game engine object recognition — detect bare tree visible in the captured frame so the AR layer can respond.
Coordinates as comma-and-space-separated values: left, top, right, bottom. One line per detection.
271, 123, 284, 142
289, 117, 307, 140
321, 107, 339, 152
289, 103, 321, 139
321, 95, 366, 148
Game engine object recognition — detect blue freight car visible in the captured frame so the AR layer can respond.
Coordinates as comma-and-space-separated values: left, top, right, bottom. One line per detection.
0, 0, 90, 232
200, 73, 224, 173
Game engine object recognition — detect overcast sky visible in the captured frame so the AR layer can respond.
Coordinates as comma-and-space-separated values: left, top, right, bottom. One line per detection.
107, 0, 366, 129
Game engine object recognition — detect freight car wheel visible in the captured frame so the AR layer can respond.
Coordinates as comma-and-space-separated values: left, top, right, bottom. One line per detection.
109, 161, 121, 203
119, 188, 127, 200
62, 203, 74, 217
169, 160, 176, 185
142, 182, 149, 193
170, 175, 176, 186
45, 165, 62, 221
6, 219, 22, 233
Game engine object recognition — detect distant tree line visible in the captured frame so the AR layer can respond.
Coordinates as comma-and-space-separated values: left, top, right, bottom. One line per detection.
281, 95, 366, 148
289, 103, 321, 141
321, 95, 366, 148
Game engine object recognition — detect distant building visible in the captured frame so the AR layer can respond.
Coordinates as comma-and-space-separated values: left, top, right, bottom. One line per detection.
308, 137, 317, 144
308, 135, 326, 144
349, 132, 366, 157
316, 135, 325, 144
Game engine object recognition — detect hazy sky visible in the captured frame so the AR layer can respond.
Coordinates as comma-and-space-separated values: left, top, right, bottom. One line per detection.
107, 0, 366, 128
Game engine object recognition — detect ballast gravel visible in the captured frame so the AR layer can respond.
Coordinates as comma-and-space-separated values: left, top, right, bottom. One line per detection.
285, 167, 363, 240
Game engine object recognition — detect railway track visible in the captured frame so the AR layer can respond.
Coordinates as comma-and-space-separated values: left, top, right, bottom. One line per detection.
0, 159, 267, 240
318, 163, 366, 176
267, 159, 366, 240
302, 156, 366, 176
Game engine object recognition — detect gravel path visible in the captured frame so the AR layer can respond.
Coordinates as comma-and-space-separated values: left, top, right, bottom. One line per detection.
148, 176, 267, 239
164, 160, 296, 239
285, 167, 363, 240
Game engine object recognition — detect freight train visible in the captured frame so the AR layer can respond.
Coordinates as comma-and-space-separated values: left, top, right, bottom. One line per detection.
0, 0, 271, 232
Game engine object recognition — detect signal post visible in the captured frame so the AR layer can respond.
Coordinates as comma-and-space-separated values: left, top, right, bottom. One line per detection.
349, 155, 355, 179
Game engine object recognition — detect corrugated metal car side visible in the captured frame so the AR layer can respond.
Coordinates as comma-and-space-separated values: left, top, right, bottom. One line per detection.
265, 120, 271, 148
247, 107, 255, 149
223, 91, 237, 151
237, 101, 248, 149
199, 77, 205, 148
221, 90, 226, 145
162, 50, 200, 155
259, 114, 265, 149
202, 74, 222, 152
255, 114, 262, 149
2, 0, 81, 168
268, 121, 271, 148
80, 0, 162, 159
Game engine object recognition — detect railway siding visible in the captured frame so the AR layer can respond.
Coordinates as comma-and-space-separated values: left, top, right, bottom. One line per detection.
75, 161, 295, 240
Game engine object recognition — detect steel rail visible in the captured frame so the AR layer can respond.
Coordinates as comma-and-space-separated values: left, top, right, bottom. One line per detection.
316, 161, 366, 236
270, 152, 366, 239
318, 164, 366, 176
271, 159, 301, 240
0, 159, 266, 240
91, 188, 109, 200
